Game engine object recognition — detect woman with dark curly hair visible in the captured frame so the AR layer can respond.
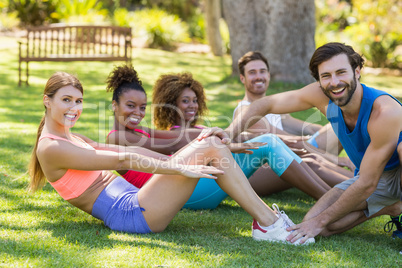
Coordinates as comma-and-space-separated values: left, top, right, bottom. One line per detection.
152, 72, 207, 130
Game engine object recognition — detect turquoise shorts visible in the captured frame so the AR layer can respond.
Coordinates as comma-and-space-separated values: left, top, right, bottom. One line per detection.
183, 134, 302, 210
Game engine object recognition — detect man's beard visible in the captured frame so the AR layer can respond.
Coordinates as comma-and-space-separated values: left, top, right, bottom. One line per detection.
321, 74, 357, 107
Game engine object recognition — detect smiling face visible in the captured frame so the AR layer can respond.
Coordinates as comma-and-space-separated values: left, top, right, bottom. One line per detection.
176, 87, 199, 124
44, 85, 83, 129
113, 89, 147, 129
318, 53, 359, 107
240, 60, 270, 98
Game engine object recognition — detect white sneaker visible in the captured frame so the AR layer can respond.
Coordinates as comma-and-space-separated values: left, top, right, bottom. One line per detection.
252, 204, 315, 245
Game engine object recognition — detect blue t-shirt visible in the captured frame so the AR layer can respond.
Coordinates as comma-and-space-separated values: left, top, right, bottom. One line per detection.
326, 84, 402, 175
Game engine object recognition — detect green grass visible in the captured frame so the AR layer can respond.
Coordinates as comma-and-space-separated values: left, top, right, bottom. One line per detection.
1, 35, 402, 267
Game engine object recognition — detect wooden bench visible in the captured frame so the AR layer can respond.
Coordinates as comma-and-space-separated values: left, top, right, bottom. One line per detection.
18, 24, 132, 86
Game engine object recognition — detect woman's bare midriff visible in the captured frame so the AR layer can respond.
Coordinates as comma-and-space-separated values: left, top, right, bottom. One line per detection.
67, 170, 118, 214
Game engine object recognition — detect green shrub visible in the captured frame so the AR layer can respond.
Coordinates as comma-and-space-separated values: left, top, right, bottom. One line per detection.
54, 0, 109, 24
0, 11, 19, 31
314, 0, 352, 47
112, 7, 132, 27
187, 10, 206, 43
0, 0, 8, 9
8, 0, 58, 27
344, 0, 401, 68
115, 8, 190, 50
142, 0, 199, 23
315, 0, 401, 69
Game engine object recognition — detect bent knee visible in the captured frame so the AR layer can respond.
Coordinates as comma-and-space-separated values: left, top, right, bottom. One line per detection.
195, 136, 226, 150
199, 136, 223, 146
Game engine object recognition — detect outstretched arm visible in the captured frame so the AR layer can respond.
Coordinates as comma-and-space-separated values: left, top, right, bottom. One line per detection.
38, 136, 224, 180
226, 82, 326, 140
281, 114, 322, 136
75, 133, 170, 160
107, 126, 230, 155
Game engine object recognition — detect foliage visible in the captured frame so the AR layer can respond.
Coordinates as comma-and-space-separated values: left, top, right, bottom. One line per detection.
315, 0, 351, 32
0, 10, 19, 31
8, 0, 59, 27
54, 0, 109, 24
187, 8, 206, 43
112, 7, 132, 27
128, 0, 207, 43
315, 0, 402, 69
0, 0, 19, 31
113, 7, 190, 50
139, 0, 200, 22
344, 0, 402, 68
219, 18, 230, 54
0, 0, 8, 9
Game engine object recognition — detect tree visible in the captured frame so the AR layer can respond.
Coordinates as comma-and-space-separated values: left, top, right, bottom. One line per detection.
222, 0, 316, 84
205, 0, 223, 56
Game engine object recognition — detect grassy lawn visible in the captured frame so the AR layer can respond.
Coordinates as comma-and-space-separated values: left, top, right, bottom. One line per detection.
1, 35, 402, 267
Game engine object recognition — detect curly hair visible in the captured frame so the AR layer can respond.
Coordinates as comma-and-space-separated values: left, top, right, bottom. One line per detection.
106, 64, 145, 103
152, 72, 207, 130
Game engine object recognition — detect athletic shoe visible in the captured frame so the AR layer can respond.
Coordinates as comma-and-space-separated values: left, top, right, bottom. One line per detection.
252, 204, 315, 245
384, 214, 402, 239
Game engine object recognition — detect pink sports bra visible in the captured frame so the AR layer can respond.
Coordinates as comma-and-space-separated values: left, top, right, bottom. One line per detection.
107, 128, 151, 138
39, 133, 102, 200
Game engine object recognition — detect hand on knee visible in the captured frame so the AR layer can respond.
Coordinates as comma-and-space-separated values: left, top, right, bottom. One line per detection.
195, 136, 230, 155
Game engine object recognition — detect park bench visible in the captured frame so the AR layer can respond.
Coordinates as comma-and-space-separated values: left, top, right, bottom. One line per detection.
18, 24, 132, 86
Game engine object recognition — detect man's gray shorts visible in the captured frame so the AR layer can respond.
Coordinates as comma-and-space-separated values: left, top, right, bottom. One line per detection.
335, 167, 402, 217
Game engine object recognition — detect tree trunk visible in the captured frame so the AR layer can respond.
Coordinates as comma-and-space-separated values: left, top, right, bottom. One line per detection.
205, 0, 223, 56
222, 0, 316, 84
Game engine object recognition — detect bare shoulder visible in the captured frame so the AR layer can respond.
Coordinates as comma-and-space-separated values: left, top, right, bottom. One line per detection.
373, 94, 402, 110
371, 95, 402, 123
36, 137, 67, 163
369, 95, 402, 138
106, 130, 120, 145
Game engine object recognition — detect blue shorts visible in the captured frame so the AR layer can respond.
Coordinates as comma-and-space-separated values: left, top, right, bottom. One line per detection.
92, 177, 152, 234
183, 134, 302, 210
